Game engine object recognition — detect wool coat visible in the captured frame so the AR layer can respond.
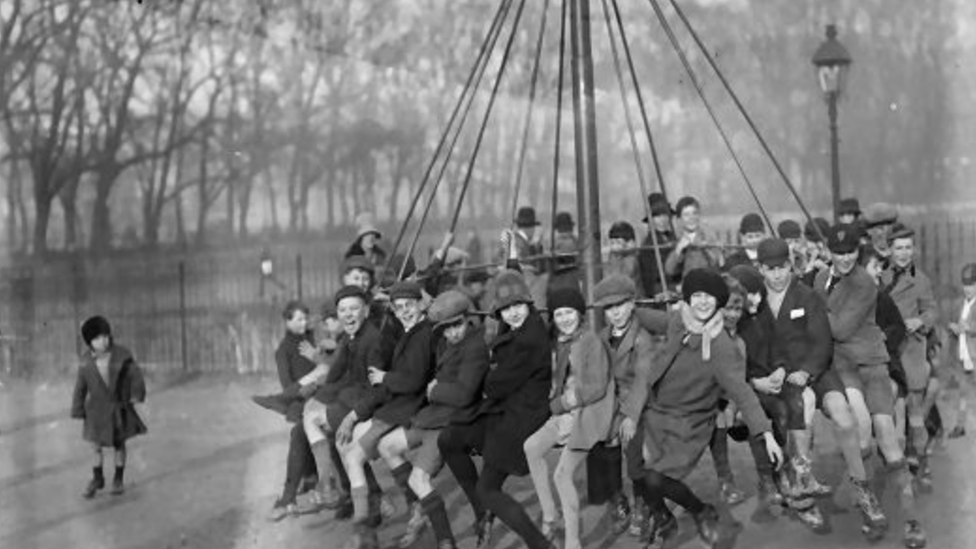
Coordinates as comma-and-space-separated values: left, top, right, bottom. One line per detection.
622, 312, 771, 479
316, 321, 383, 429
814, 266, 890, 369
367, 319, 436, 427
474, 309, 552, 476
762, 278, 832, 381
550, 328, 615, 451
413, 324, 490, 429
71, 345, 147, 447
600, 319, 655, 434
881, 264, 937, 389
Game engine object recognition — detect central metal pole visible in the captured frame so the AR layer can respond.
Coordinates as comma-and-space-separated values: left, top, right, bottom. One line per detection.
570, 0, 602, 325
828, 90, 841, 224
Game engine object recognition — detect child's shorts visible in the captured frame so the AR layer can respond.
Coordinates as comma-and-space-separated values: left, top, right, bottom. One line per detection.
405, 427, 445, 476
837, 363, 896, 416
357, 419, 396, 460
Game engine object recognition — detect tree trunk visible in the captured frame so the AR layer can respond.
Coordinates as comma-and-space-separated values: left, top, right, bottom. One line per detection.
89, 168, 120, 254
32, 196, 52, 256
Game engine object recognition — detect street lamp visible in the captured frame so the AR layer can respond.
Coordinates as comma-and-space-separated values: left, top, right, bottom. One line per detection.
812, 24, 852, 224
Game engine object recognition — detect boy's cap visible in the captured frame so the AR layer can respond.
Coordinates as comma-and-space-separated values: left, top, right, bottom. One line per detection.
757, 238, 791, 268
428, 290, 472, 327
608, 221, 636, 241
862, 202, 898, 228
335, 285, 369, 306
887, 223, 915, 243
593, 274, 637, 308
342, 255, 375, 275
962, 263, 976, 286
839, 197, 861, 216
827, 224, 860, 254
389, 281, 423, 301
739, 213, 765, 235
777, 220, 802, 240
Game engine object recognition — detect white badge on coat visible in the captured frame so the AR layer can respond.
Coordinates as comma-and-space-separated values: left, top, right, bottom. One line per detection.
790, 308, 806, 319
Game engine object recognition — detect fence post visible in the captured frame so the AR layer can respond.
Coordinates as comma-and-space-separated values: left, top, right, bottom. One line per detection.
179, 261, 188, 372
296, 254, 303, 302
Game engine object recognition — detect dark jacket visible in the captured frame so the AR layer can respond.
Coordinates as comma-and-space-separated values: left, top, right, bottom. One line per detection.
413, 324, 490, 429
764, 279, 832, 381
475, 309, 552, 476
315, 321, 383, 422
638, 230, 679, 297
369, 300, 402, 370
739, 312, 775, 380
274, 330, 318, 422
814, 266, 890, 367
877, 291, 908, 394
71, 345, 147, 447
368, 319, 436, 426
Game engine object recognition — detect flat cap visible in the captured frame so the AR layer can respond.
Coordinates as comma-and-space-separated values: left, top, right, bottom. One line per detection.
886, 222, 915, 243
739, 213, 765, 235
593, 274, 637, 308
334, 285, 369, 306
342, 255, 375, 274
777, 220, 802, 240
757, 238, 790, 268
389, 281, 423, 301
428, 289, 472, 327
827, 224, 861, 254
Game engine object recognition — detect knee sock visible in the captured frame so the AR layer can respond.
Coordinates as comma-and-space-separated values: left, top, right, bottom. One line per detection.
421, 493, 455, 545
365, 463, 381, 495
93, 466, 104, 483
888, 461, 917, 522
328, 435, 351, 495
114, 466, 124, 483
392, 463, 418, 506
351, 486, 370, 523
709, 427, 733, 483
311, 441, 334, 491
748, 434, 774, 479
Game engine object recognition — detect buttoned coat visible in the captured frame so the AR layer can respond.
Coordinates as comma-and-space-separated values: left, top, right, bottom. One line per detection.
600, 320, 655, 433
881, 265, 937, 388
621, 313, 771, 479
413, 324, 490, 429
317, 321, 383, 429
763, 278, 833, 381
814, 266, 890, 368
551, 328, 615, 450
368, 319, 436, 427
474, 309, 552, 476
71, 345, 147, 447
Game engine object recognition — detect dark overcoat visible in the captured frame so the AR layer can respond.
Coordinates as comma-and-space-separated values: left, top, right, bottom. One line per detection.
413, 324, 490, 429
476, 309, 552, 476
623, 312, 771, 479
71, 345, 147, 447
369, 319, 436, 427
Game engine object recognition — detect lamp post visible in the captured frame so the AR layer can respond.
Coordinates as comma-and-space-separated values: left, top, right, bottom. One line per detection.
812, 24, 852, 224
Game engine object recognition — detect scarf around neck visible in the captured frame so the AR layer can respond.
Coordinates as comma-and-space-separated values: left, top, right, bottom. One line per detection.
679, 301, 725, 361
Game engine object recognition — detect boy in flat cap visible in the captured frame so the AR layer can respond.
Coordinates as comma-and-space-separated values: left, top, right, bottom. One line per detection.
592, 274, 657, 539
638, 193, 680, 298
606, 221, 643, 295
724, 212, 767, 270
947, 263, 976, 438
880, 224, 938, 487
337, 281, 436, 549
72, 316, 147, 499
375, 290, 489, 549
815, 225, 925, 548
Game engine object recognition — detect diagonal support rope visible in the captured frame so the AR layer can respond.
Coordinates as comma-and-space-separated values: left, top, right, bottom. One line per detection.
398, 0, 515, 279
549, 0, 569, 255
643, 0, 773, 233
508, 0, 553, 246
448, 0, 530, 235
666, 0, 825, 241
598, 0, 670, 292
383, 0, 512, 281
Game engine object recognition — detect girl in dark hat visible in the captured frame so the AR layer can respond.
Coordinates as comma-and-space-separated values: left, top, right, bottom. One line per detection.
438, 270, 555, 549
71, 316, 147, 499
523, 286, 614, 549
619, 268, 784, 548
